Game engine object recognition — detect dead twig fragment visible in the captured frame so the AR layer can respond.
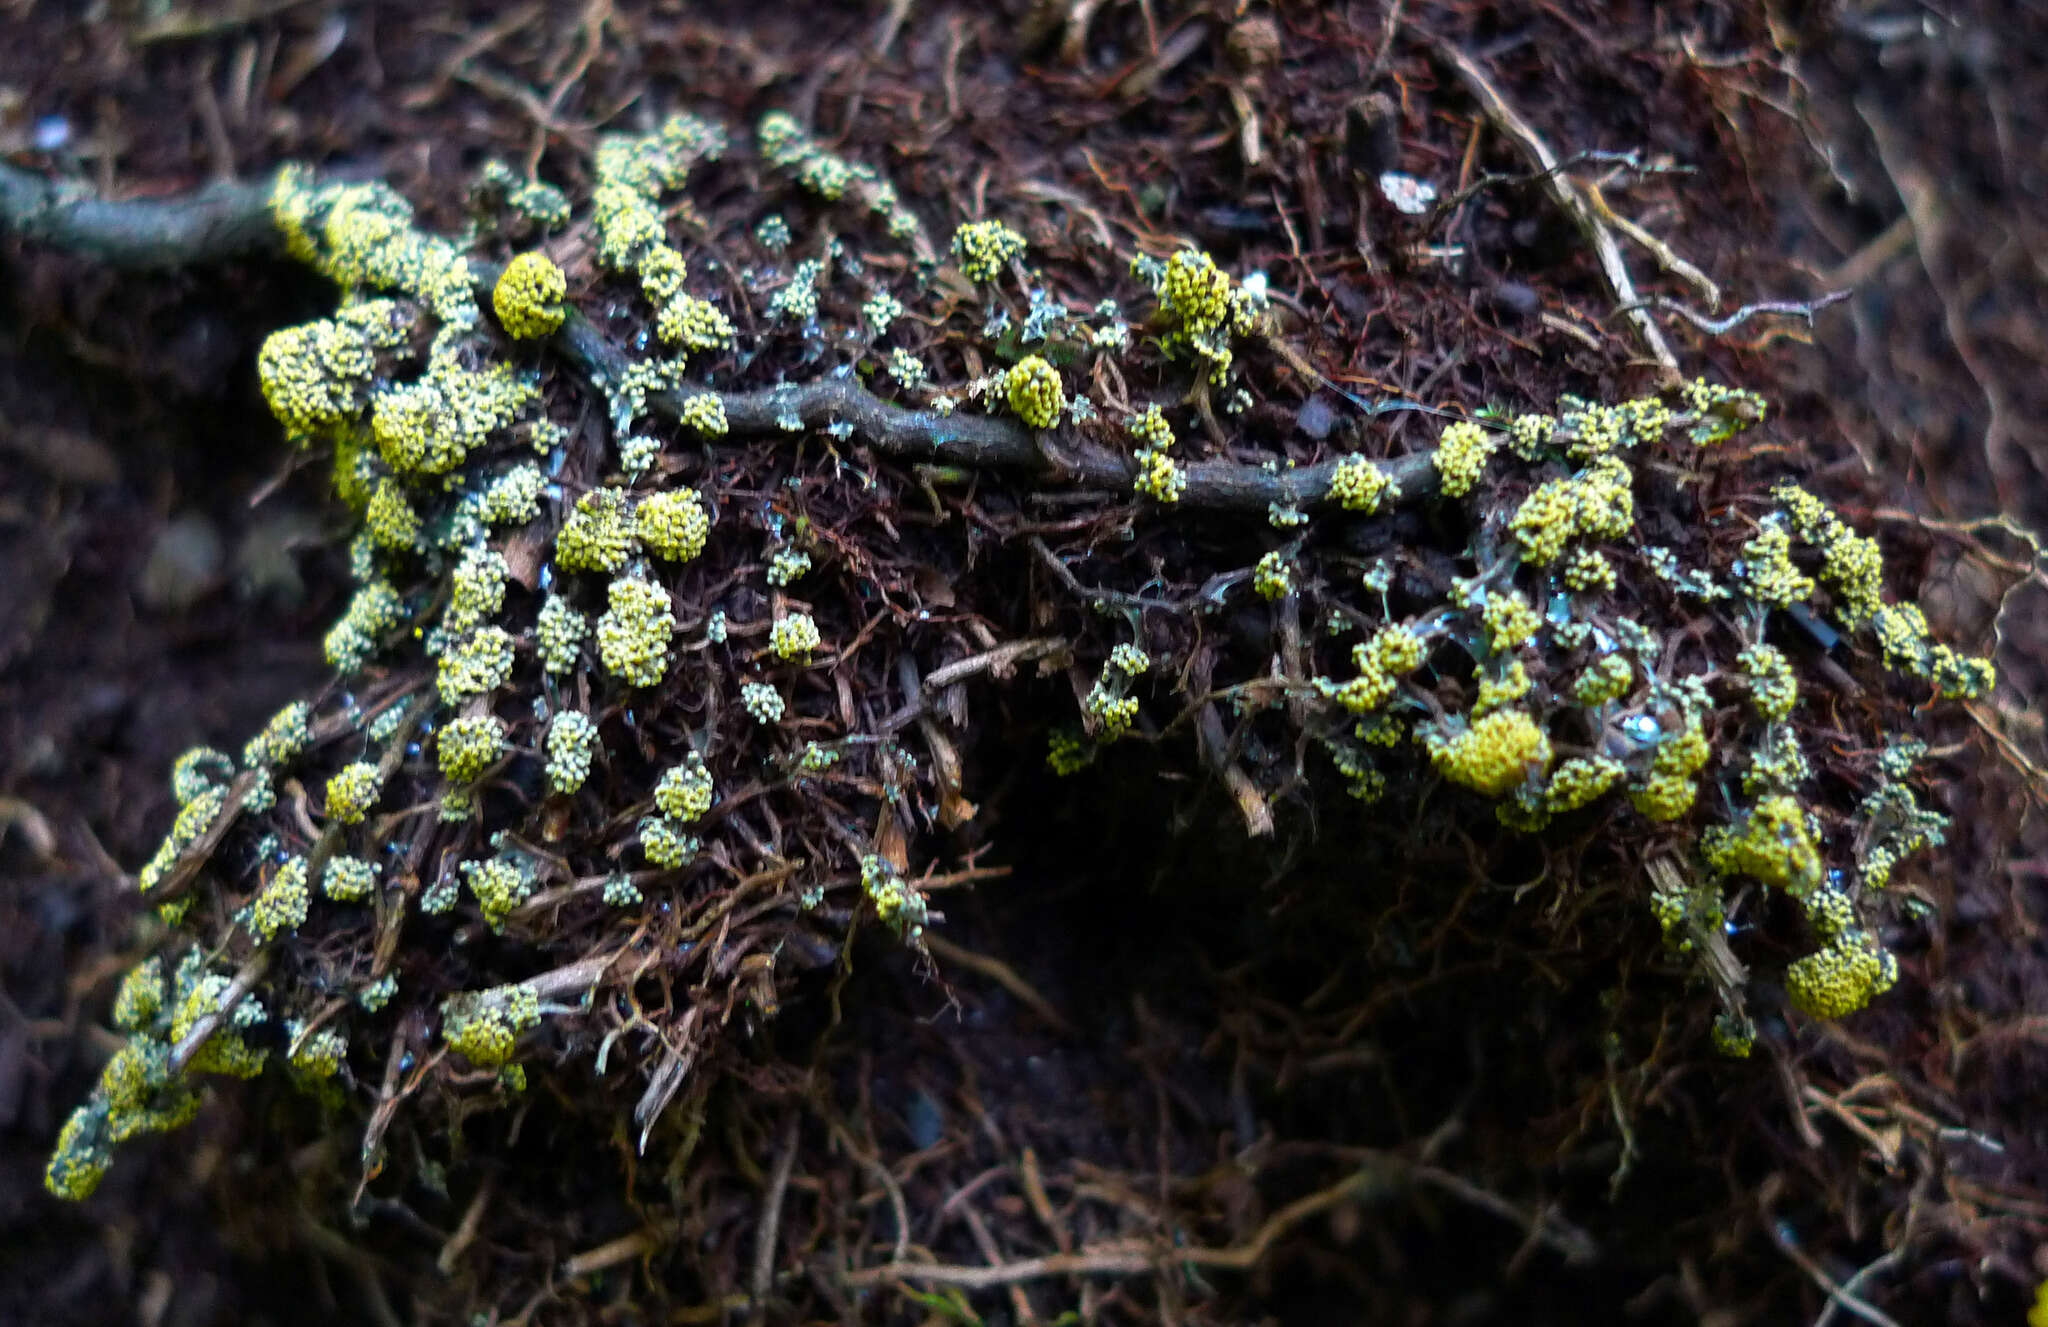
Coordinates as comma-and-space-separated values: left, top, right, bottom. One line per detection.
1431, 41, 1680, 381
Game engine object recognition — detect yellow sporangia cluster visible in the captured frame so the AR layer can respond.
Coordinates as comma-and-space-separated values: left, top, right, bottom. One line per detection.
1702, 794, 1823, 896
1432, 420, 1497, 497
1327, 453, 1398, 512
1426, 709, 1552, 798
590, 114, 734, 352
1137, 247, 1269, 383
1626, 717, 1711, 822
1003, 355, 1065, 429
1508, 455, 1633, 565
951, 218, 1026, 283
492, 251, 567, 339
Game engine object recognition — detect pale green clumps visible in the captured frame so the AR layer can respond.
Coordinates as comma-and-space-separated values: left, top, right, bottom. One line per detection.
247, 856, 309, 943
545, 710, 599, 795
653, 752, 715, 821
741, 681, 784, 724
596, 577, 675, 687
243, 700, 312, 769
325, 762, 384, 825
636, 489, 709, 562
438, 714, 508, 783
536, 596, 588, 675
322, 855, 380, 903
770, 612, 821, 661
438, 626, 515, 703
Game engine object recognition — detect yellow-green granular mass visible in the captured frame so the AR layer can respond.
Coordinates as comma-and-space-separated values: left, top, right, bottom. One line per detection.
44, 1105, 113, 1200
636, 488, 709, 562
1133, 446, 1185, 503
242, 700, 312, 769
1626, 719, 1711, 822
677, 393, 728, 436
325, 762, 384, 825
1703, 794, 1823, 897
1735, 520, 1813, 609
1327, 453, 1398, 512
1784, 933, 1898, 1019
639, 815, 700, 867
556, 488, 636, 573
536, 596, 587, 675
1427, 709, 1552, 798
1004, 355, 1064, 429
440, 983, 540, 1069
492, 252, 567, 339
324, 580, 406, 672
247, 855, 310, 942
437, 626, 515, 704
438, 715, 508, 783
1544, 756, 1625, 812
1481, 591, 1542, 653
596, 577, 675, 687
654, 753, 714, 822
545, 711, 599, 795
287, 1026, 349, 1080
1432, 420, 1496, 497
770, 612, 821, 660
445, 545, 509, 637
460, 857, 532, 929
170, 746, 232, 806
951, 219, 1026, 282
1252, 551, 1293, 601
1473, 660, 1532, 716
1738, 643, 1799, 721
1572, 655, 1633, 707
322, 855, 379, 903
111, 957, 165, 1031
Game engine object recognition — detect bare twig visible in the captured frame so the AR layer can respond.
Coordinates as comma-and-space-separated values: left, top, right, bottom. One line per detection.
1431, 42, 1680, 379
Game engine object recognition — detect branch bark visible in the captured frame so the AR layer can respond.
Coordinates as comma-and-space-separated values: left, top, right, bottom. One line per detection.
1, 160, 1443, 513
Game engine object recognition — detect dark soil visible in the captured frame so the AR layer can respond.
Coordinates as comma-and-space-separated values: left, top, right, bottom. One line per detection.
3, 2, 2043, 1324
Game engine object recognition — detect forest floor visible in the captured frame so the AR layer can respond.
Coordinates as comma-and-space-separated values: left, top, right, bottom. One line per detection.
1, 2, 2044, 1324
